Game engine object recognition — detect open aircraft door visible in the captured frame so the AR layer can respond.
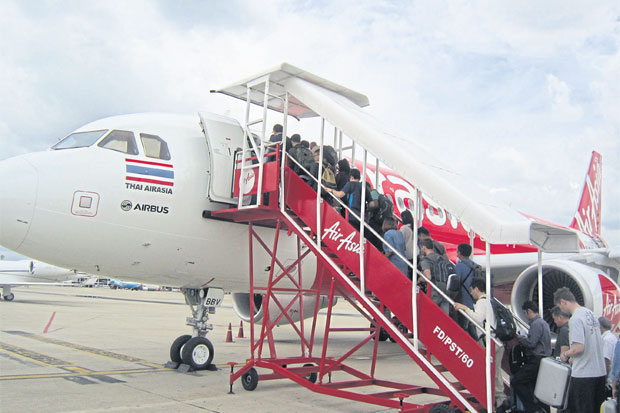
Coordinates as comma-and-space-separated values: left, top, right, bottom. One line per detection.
199, 112, 245, 204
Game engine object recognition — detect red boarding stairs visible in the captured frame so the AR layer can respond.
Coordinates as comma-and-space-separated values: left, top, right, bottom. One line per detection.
214, 151, 494, 412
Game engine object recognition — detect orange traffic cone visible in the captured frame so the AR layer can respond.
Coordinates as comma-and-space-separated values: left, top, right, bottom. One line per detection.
225, 322, 234, 343
237, 321, 245, 338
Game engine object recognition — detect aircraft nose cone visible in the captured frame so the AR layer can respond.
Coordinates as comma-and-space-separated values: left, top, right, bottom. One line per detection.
0, 156, 38, 250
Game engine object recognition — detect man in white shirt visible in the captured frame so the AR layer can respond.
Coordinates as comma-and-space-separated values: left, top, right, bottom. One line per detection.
454, 278, 507, 408
599, 317, 617, 378
555, 287, 607, 413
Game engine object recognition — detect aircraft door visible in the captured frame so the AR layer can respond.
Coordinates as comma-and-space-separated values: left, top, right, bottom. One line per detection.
199, 112, 245, 204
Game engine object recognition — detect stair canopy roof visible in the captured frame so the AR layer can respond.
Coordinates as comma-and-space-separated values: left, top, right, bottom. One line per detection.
214, 63, 368, 120
215, 63, 579, 252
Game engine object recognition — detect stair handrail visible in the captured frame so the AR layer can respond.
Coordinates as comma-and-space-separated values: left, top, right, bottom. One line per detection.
285, 153, 502, 347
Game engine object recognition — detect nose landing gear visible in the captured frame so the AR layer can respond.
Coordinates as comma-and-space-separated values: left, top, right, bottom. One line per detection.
167, 287, 223, 371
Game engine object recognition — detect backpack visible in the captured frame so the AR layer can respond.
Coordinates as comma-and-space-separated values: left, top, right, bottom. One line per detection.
464, 261, 485, 280
431, 256, 455, 284
323, 145, 338, 167
509, 343, 528, 374
367, 189, 394, 224
321, 163, 337, 189
490, 297, 517, 342
366, 187, 380, 211
377, 194, 394, 223
290, 146, 314, 174
451, 261, 485, 301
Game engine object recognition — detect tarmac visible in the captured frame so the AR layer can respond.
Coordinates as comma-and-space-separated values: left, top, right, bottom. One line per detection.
0, 285, 448, 412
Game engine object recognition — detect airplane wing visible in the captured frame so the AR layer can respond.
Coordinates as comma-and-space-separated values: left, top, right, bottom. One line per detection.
216, 63, 579, 253
0, 260, 77, 284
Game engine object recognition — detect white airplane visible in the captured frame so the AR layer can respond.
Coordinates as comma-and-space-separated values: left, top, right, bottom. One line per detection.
0, 62, 618, 377
0, 109, 324, 369
0, 259, 77, 301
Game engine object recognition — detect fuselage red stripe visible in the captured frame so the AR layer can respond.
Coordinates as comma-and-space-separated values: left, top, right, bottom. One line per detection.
125, 158, 173, 168
126, 176, 174, 187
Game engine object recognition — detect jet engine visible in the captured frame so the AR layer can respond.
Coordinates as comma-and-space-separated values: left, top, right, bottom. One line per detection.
510, 260, 620, 332
232, 292, 333, 325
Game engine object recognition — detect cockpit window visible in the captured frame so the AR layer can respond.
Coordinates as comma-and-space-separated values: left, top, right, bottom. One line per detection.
97, 130, 139, 155
52, 130, 108, 150
140, 133, 171, 160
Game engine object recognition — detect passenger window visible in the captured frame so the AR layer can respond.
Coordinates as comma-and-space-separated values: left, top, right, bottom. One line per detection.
98, 130, 138, 155
140, 133, 171, 160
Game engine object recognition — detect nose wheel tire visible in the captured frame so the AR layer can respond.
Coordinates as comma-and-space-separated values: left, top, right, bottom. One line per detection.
169, 334, 191, 363
303, 363, 318, 383
3, 293, 14, 301
371, 321, 389, 341
180, 337, 214, 370
241, 367, 259, 391
388, 317, 407, 342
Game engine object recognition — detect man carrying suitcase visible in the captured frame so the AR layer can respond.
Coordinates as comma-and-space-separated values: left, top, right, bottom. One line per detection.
555, 287, 607, 413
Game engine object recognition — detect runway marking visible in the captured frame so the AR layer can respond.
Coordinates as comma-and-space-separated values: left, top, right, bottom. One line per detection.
0, 341, 72, 367
0, 331, 235, 383
0, 341, 132, 384
5, 330, 161, 368
0, 340, 173, 383
0, 367, 170, 381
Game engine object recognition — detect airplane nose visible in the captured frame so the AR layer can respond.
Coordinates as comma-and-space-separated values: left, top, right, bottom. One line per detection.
0, 156, 38, 250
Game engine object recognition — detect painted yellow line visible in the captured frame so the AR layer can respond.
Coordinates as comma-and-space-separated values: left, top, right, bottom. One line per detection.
6, 331, 161, 368
62, 366, 94, 375
0, 367, 171, 381
0, 364, 235, 381
0, 342, 73, 367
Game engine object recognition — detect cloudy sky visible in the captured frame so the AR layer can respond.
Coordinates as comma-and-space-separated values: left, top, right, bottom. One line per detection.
1, 0, 619, 259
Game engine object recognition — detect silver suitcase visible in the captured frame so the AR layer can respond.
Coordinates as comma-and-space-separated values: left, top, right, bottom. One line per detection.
534, 357, 571, 408
601, 398, 617, 413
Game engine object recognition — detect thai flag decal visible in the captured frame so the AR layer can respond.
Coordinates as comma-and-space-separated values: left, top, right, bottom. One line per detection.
125, 158, 174, 187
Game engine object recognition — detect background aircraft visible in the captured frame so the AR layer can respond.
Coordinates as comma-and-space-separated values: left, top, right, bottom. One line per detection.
0, 259, 77, 301
109, 279, 142, 290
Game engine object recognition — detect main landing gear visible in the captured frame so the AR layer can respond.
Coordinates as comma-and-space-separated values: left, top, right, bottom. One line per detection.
2, 286, 15, 301
167, 287, 223, 371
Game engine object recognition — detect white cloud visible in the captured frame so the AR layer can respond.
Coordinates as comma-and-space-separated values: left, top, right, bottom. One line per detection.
546, 74, 583, 121
0, 0, 618, 248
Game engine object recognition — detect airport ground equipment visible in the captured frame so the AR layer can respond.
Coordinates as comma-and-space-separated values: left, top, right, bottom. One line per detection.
216, 164, 493, 411
210, 63, 578, 412
210, 73, 495, 412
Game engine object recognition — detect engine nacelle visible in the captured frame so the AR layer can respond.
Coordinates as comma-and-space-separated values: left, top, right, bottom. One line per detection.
232, 292, 333, 325
510, 260, 620, 333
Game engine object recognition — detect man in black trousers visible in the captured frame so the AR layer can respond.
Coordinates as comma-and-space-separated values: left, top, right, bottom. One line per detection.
511, 301, 551, 412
